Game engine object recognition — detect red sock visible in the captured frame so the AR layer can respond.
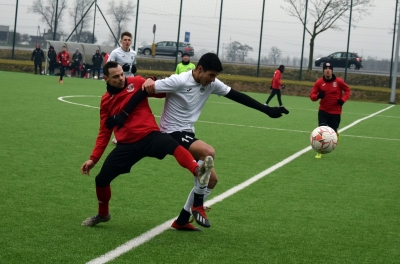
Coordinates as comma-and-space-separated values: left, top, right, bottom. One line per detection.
173, 145, 198, 176
96, 185, 111, 216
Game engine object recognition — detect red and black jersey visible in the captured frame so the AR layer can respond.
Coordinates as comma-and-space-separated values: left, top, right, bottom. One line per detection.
89, 76, 163, 163
271, 69, 283, 89
310, 74, 351, 114
57, 51, 70, 67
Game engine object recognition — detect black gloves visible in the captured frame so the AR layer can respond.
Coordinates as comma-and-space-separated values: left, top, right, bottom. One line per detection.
131, 65, 137, 74
317, 91, 325, 99
263, 105, 289, 118
269, 85, 272, 90
337, 99, 344, 106
105, 112, 128, 130
122, 63, 130, 72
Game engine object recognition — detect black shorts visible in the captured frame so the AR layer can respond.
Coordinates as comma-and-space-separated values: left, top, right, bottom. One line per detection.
318, 110, 341, 131
95, 131, 179, 187
169, 131, 198, 150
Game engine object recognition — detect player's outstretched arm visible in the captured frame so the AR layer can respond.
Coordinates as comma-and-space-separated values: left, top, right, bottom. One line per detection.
224, 89, 289, 118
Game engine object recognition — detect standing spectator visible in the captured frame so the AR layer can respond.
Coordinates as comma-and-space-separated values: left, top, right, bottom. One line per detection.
72, 48, 83, 77
107, 31, 137, 77
107, 31, 138, 144
175, 53, 195, 74
56, 46, 70, 84
310, 62, 351, 158
31, 44, 44, 75
91, 50, 103, 79
47, 46, 57, 75
265, 65, 285, 107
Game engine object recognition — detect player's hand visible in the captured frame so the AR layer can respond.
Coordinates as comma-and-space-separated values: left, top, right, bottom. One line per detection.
317, 91, 325, 99
263, 106, 289, 118
281, 85, 285, 89
337, 99, 344, 106
122, 63, 130, 72
81, 160, 95, 175
105, 113, 128, 130
142, 78, 156, 94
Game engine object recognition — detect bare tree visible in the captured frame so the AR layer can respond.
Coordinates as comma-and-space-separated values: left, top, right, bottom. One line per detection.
282, 0, 373, 70
29, 0, 68, 33
268, 46, 282, 65
70, 0, 92, 42
107, 0, 135, 46
292, 56, 299, 66
225, 41, 253, 61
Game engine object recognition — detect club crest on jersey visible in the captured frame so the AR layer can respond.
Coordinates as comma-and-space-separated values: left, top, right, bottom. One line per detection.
126, 83, 134, 92
333, 82, 337, 87
186, 88, 192, 92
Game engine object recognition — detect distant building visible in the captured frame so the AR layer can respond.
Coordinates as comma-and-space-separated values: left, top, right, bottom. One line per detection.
0, 25, 9, 43
43, 29, 61, 41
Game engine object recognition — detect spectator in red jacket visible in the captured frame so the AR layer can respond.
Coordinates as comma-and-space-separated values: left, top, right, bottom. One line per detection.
80, 61, 214, 228
310, 62, 351, 158
265, 65, 285, 107
56, 46, 70, 84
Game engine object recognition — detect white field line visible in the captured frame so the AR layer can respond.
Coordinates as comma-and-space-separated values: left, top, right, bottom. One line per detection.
57, 96, 395, 263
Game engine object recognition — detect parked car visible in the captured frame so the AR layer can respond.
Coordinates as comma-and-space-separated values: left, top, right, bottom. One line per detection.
138, 41, 194, 57
315, 52, 363, 70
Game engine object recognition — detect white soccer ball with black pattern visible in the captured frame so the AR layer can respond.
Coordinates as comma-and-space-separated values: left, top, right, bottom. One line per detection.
310, 126, 338, 154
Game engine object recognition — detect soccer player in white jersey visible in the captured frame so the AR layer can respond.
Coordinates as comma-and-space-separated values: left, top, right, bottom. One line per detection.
105, 53, 289, 230
108, 31, 138, 144
108, 31, 137, 77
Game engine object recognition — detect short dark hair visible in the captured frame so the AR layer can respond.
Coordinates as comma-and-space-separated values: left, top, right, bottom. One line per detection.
197, 53, 223, 72
103, 61, 120, 77
278, 65, 285, 71
120, 31, 132, 39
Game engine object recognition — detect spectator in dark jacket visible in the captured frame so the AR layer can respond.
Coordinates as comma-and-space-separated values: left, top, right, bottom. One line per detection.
31, 44, 45, 74
47, 46, 57, 75
72, 48, 83, 77
91, 50, 103, 79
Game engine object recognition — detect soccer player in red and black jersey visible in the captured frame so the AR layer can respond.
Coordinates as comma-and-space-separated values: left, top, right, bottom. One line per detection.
310, 62, 351, 158
265, 65, 285, 107
56, 46, 70, 84
80, 61, 214, 229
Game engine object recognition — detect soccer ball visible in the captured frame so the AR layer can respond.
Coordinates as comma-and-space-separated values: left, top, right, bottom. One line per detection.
310, 126, 338, 154
93, 76, 98, 80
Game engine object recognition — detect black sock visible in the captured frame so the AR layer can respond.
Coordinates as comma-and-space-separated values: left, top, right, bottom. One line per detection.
193, 192, 204, 207
176, 208, 191, 225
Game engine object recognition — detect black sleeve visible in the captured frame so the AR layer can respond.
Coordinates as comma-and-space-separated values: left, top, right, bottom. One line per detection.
131, 65, 137, 74
224, 88, 265, 113
122, 89, 148, 115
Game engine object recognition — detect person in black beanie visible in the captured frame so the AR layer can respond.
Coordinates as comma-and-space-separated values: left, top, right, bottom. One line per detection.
175, 53, 195, 74
310, 62, 351, 158
31, 44, 45, 74
47, 46, 57, 75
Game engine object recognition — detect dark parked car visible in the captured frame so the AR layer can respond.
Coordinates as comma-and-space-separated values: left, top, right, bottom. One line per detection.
138, 41, 194, 57
315, 52, 363, 70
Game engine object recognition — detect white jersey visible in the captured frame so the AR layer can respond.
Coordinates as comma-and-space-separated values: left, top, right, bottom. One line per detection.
108, 47, 137, 76
155, 70, 231, 134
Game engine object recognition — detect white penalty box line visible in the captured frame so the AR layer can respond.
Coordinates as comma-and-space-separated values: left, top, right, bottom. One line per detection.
85, 104, 395, 264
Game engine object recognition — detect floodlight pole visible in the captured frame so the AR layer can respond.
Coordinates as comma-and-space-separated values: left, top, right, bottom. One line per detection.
11, 0, 19, 60
299, 0, 308, 81
390, 1, 400, 104
256, 0, 265, 77
92, 0, 97, 44
389, 0, 399, 89
344, 0, 353, 82
216, 0, 223, 57
133, 0, 140, 50
174, 0, 183, 69
53, 0, 58, 40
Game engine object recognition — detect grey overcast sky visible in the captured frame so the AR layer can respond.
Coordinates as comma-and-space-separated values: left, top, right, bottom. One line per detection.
0, 0, 397, 60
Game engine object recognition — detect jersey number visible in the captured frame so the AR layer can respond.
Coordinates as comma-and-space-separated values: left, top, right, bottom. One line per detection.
181, 135, 193, 143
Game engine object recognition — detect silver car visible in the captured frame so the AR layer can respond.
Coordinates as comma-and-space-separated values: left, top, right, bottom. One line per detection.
138, 41, 194, 57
